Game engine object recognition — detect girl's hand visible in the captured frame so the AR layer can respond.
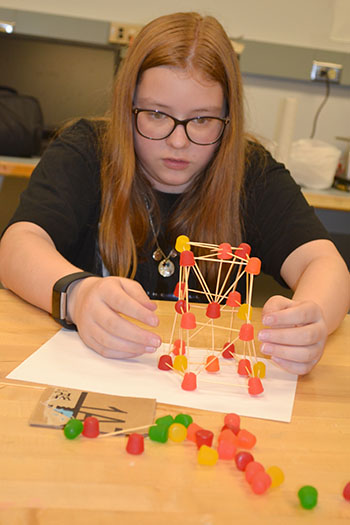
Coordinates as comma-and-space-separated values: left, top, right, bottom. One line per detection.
258, 295, 328, 375
67, 276, 161, 359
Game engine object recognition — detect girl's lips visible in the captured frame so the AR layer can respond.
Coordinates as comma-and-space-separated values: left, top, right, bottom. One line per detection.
162, 158, 190, 170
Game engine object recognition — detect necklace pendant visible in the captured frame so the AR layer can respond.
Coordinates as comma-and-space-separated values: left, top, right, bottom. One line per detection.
152, 248, 164, 261
158, 258, 175, 278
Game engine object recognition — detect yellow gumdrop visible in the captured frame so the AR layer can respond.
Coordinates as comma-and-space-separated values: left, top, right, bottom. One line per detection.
173, 355, 188, 372
168, 422, 187, 442
175, 235, 190, 252
237, 303, 252, 321
253, 361, 266, 379
266, 465, 285, 488
198, 445, 219, 466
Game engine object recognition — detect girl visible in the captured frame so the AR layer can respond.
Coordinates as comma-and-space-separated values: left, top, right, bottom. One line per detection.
0, 12, 349, 375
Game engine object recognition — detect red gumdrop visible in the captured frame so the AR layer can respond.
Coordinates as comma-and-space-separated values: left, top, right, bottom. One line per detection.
237, 429, 256, 449
239, 323, 254, 341
205, 355, 220, 372
224, 413, 240, 433
175, 299, 190, 314
195, 429, 214, 449
173, 282, 185, 299
218, 429, 238, 446
246, 257, 261, 275
226, 291, 241, 307
187, 422, 202, 442
251, 471, 272, 495
237, 359, 252, 376
222, 342, 235, 359
235, 243, 251, 260
235, 451, 254, 471
172, 339, 186, 355
248, 377, 264, 396
180, 250, 195, 267
206, 302, 221, 319
181, 372, 197, 391
343, 482, 350, 501
158, 354, 173, 371
181, 312, 196, 329
82, 416, 100, 438
126, 433, 144, 455
217, 242, 233, 260
245, 461, 265, 483
217, 440, 237, 460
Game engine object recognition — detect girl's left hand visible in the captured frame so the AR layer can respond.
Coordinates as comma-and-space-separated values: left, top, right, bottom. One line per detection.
258, 295, 328, 375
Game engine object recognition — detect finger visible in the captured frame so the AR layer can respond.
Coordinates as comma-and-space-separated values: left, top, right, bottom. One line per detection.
262, 295, 294, 317
259, 322, 325, 347
262, 301, 322, 328
271, 355, 320, 376
260, 341, 323, 364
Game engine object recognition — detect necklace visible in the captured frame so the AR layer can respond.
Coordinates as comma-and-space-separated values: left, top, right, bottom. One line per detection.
146, 201, 177, 277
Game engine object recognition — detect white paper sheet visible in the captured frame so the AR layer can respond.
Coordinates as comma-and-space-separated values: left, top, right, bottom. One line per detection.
7, 329, 298, 422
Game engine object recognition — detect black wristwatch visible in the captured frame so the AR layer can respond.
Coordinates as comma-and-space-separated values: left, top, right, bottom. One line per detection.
52, 271, 96, 330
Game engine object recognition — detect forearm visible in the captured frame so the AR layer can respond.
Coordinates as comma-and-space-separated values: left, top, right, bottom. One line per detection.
0, 223, 81, 313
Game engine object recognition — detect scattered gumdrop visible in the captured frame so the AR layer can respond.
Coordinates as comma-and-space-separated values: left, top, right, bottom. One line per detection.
198, 445, 219, 466
217, 439, 237, 460
343, 482, 350, 501
235, 451, 254, 471
63, 418, 83, 440
251, 471, 271, 495
155, 415, 174, 428
224, 413, 240, 434
126, 433, 144, 455
82, 416, 99, 438
148, 425, 168, 443
174, 413, 193, 428
195, 429, 214, 449
266, 466, 285, 488
245, 461, 265, 483
298, 485, 318, 509
168, 423, 187, 443
237, 429, 256, 449
187, 422, 202, 442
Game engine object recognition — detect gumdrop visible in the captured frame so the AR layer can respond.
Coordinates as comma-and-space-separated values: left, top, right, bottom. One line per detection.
235, 243, 251, 260
198, 445, 219, 466
195, 429, 214, 449
217, 243, 233, 260
248, 377, 264, 396
63, 418, 83, 440
174, 413, 193, 428
172, 339, 186, 355
158, 354, 173, 371
126, 433, 144, 455
173, 282, 185, 299
218, 429, 238, 446
181, 312, 196, 329
180, 250, 195, 267
222, 342, 235, 359
237, 429, 256, 449
251, 471, 272, 495
175, 299, 190, 314
266, 466, 285, 488
181, 372, 197, 391
82, 416, 100, 438
187, 422, 202, 442
253, 361, 266, 379
226, 291, 241, 307
235, 451, 254, 471
246, 257, 261, 275
175, 235, 190, 252
239, 323, 254, 341
298, 485, 318, 509
343, 482, 350, 501
224, 413, 240, 433
155, 415, 174, 428
237, 358, 252, 376
205, 355, 220, 372
173, 354, 188, 372
168, 422, 187, 442
237, 303, 252, 321
245, 461, 265, 483
148, 424, 168, 443
217, 440, 237, 460
206, 302, 221, 319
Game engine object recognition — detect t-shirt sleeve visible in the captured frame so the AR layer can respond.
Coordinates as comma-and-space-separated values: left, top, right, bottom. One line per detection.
243, 147, 331, 285
3, 119, 101, 264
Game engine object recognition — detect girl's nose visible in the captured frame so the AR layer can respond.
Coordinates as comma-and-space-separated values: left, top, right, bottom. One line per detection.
165, 124, 190, 148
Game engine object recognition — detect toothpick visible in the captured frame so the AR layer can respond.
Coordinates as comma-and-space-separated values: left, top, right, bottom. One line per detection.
98, 424, 152, 439
0, 381, 46, 390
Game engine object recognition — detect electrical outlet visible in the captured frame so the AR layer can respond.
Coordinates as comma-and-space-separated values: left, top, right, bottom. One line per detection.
310, 60, 343, 83
109, 22, 143, 45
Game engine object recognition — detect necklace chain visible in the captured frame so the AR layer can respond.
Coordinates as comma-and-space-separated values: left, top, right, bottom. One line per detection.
145, 199, 177, 277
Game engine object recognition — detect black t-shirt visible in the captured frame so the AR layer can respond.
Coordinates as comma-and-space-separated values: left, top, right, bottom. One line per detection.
5, 119, 330, 300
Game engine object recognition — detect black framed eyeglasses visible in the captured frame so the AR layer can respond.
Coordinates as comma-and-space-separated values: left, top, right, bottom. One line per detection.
132, 108, 230, 146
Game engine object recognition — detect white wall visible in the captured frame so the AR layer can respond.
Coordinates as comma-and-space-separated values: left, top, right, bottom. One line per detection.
1, 0, 350, 152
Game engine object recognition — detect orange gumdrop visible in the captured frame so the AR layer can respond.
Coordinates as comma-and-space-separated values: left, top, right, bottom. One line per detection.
173, 282, 185, 299
245, 461, 265, 484
226, 291, 241, 307
217, 242, 233, 260
237, 429, 256, 449
218, 428, 238, 445
206, 302, 220, 319
172, 339, 186, 355
205, 355, 220, 372
239, 323, 254, 341
181, 372, 197, 391
180, 250, 195, 267
246, 257, 261, 275
181, 312, 196, 329
248, 377, 264, 396
237, 358, 252, 376
187, 422, 202, 442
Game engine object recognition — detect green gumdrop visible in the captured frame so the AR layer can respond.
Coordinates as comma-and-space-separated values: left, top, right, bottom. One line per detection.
155, 415, 174, 429
63, 418, 84, 440
174, 413, 193, 428
148, 424, 168, 443
298, 485, 318, 509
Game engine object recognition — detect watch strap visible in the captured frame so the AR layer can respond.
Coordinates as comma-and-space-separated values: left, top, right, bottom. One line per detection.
52, 271, 96, 330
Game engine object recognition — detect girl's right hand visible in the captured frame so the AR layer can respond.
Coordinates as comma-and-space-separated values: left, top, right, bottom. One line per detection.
67, 276, 161, 359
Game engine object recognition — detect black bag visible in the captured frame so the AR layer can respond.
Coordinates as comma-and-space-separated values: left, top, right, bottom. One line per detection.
0, 86, 43, 157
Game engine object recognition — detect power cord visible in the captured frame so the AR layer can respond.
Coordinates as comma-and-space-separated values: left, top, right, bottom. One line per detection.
310, 70, 330, 139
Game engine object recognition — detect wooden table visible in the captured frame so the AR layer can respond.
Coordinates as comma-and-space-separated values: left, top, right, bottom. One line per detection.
0, 289, 349, 523
0, 156, 39, 179
302, 188, 350, 212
